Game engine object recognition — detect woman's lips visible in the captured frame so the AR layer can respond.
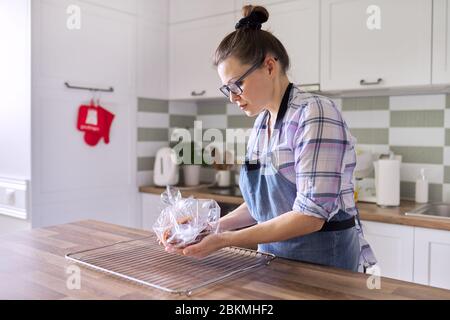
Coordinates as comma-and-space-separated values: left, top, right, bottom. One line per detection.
239, 104, 248, 110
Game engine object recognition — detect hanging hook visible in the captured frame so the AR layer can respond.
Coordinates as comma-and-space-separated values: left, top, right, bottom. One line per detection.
96, 90, 102, 107
94, 90, 99, 107
90, 89, 98, 107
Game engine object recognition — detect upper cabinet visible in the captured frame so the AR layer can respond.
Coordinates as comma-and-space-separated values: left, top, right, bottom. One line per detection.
432, 0, 450, 85
137, 0, 169, 99
321, 0, 432, 91
80, 0, 138, 15
169, 13, 235, 100
137, 0, 168, 24
255, 0, 320, 85
158, 0, 444, 99
137, 21, 168, 100
168, 0, 320, 100
235, 0, 290, 8
169, 0, 234, 23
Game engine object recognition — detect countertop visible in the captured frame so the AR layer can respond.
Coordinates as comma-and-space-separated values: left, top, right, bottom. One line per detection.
139, 186, 450, 232
1, 220, 449, 299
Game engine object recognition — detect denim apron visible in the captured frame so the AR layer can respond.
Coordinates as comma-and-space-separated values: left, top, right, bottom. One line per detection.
240, 156, 361, 271
239, 86, 362, 272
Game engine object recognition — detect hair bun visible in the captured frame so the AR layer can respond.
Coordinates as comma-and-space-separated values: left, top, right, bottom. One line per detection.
235, 5, 269, 30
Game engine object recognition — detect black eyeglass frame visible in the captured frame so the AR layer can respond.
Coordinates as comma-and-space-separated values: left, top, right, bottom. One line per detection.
219, 57, 266, 98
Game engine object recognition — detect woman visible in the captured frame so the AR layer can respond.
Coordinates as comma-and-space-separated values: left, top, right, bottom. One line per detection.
167, 5, 376, 272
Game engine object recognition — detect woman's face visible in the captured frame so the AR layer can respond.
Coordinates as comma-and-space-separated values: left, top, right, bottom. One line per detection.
217, 56, 273, 117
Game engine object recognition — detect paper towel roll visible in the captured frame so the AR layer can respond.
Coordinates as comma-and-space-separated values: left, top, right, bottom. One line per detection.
375, 158, 401, 206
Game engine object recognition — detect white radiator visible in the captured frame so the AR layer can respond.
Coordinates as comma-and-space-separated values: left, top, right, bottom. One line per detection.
0, 177, 29, 220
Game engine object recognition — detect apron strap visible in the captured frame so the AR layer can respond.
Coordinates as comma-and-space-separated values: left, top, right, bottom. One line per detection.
319, 217, 355, 232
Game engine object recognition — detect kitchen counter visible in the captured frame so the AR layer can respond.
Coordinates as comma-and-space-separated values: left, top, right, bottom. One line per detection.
1, 220, 449, 299
139, 186, 450, 232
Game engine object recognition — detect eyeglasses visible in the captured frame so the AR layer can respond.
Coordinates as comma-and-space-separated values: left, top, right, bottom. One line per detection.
219, 59, 264, 98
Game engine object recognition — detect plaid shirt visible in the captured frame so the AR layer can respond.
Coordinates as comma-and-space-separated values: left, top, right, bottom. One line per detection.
247, 84, 358, 221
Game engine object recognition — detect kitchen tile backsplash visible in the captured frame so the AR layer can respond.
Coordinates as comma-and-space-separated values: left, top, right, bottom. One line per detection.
338, 93, 450, 202
137, 93, 450, 203
136, 98, 251, 187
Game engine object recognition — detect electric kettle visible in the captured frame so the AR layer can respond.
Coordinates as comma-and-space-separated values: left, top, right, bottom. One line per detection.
153, 147, 179, 186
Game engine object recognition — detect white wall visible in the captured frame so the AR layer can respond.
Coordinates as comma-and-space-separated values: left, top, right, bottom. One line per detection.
0, 0, 31, 180
30, 0, 141, 228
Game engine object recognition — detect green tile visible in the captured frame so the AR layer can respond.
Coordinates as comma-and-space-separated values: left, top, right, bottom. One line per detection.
390, 146, 443, 164
170, 115, 196, 128
341, 97, 389, 111
137, 98, 168, 113
137, 157, 155, 171
445, 166, 450, 184
390, 110, 444, 127
400, 181, 442, 202
430, 183, 444, 201
446, 94, 450, 109
446, 129, 450, 145
227, 115, 255, 128
197, 100, 227, 115
350, 128, 389, 144
400, 181, 415, 199
137, 128, 169, 142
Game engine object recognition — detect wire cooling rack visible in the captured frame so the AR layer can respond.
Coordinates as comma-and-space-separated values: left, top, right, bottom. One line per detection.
65, 235, 275, 296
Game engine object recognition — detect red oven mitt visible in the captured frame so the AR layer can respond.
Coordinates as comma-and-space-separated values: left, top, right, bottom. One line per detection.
77, 103, 115, 146
83, 106, 115, 146
77, 104, 100, 134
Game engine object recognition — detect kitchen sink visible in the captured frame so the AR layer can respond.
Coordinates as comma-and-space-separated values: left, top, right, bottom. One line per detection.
404, 203, 450, 220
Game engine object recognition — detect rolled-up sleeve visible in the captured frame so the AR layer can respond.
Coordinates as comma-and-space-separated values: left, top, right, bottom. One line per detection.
291, 98, 349, 221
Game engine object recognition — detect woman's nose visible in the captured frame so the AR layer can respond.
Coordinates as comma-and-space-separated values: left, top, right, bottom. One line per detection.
229, 92, 240, 103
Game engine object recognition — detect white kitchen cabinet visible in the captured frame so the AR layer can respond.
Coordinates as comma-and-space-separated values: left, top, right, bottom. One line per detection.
170, 0, 234, 24
169, 13, 235, 100
137, 0, 168, 24
361, 220, 414, 282
137, 20, 168, 99
137, 0, 168, 99
233, 0, 319, 85
432, 0, 450, 84
79, 0, 138, 15
235, 0, 289, 8
321, 0, 432, 91
414, 227, 450, 290
256, 0, 319, 85
142, 193, 162, 231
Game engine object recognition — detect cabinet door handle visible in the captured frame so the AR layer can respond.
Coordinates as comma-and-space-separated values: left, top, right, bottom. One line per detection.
360, 78, 383, 86
191, 90, 206, 96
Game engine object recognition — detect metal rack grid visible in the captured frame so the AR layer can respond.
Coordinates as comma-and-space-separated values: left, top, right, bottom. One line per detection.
65, 235, 275, 296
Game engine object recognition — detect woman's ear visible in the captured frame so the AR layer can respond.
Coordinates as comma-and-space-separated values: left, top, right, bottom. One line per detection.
265, 57, 277, 76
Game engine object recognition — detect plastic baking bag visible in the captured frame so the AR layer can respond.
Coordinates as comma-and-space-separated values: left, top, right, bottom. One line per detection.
152, 186, 221, 248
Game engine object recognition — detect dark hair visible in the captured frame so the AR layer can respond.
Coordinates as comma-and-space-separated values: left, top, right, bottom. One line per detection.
213, 5, 290, 74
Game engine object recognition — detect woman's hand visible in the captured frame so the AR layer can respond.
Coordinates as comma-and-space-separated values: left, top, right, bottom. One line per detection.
165, 232, 230, 258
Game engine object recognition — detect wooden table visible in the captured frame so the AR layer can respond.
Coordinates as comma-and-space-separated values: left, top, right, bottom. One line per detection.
0, 220, 449, 300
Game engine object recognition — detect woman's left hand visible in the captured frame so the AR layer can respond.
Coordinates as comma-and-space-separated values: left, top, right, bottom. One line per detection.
165, 233, 229, 258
